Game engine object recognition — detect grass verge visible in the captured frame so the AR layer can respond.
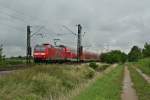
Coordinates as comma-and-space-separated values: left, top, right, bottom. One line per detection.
72, 65, 124, 100
128, 66, 150, 100
0, 64, 95, 100
0, 59, 26, 71
135, 58, 150, 76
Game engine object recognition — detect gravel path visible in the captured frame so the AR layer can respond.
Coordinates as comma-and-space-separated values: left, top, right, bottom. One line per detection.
121, 66, 138, 100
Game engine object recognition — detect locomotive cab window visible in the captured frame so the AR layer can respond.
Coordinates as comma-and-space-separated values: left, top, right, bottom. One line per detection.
34, 45, 45, 52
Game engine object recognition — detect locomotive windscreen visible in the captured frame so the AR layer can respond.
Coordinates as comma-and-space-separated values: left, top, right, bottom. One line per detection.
34, 45, 45, 52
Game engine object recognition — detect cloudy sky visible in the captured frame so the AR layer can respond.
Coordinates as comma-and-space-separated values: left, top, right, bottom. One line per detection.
0, 0, 150, 57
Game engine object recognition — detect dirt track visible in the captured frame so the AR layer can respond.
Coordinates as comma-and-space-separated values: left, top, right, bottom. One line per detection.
121, 66, 138, 100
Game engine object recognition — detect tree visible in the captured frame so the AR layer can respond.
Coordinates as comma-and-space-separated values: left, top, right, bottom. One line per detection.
142, 42, 150, 57
100, 50, 127, 64
128, 46, 142, 62
0, 44, 5, 63
0, 44, 3, 62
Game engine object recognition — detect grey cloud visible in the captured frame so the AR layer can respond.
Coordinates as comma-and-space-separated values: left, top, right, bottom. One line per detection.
0, 0, 150, 57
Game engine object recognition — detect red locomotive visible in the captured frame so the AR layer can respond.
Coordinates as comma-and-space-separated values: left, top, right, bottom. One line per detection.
33, 43, 99, 63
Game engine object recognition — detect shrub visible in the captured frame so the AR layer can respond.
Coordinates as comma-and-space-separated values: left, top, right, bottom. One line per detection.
100, 50, 127, 64
102, 65, 109, 70
84, 67, 95, 79
95, 64, 109, 72
89, 62, 98, 70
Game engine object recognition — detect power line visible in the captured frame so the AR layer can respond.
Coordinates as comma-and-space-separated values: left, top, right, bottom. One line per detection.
0, 10, 30, 24
0, 5, 32, 19
0, 22, 25, 32
31, 26, 44, 37
0, 5, 47, 24
62, 25, 77, 36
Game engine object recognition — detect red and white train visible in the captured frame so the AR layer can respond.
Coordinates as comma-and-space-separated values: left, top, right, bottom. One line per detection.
33, 43, 100, 63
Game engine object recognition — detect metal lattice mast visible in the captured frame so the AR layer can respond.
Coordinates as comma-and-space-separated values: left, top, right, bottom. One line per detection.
27, 25, 31, 64
77, 24, 82, 62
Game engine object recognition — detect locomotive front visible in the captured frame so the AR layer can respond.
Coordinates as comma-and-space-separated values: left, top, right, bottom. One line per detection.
33, 44, 47, 62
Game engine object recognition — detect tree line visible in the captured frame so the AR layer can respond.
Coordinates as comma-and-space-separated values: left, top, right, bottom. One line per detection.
1, 42, 150, 64
0, 46, 3, 62
100, 42, 150, 64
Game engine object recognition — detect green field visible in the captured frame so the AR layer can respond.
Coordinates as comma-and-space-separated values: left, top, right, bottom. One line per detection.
72, 65, 124, 100
128, 66, 150, 100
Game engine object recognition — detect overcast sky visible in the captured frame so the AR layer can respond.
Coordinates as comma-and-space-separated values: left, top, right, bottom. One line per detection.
0, 0, 150, 57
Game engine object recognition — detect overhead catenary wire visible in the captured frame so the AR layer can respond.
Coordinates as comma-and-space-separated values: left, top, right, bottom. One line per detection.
0, 4, 91, 53
31, 26, 44, 37
0, 4, 48, 34
0, 22, 25, 32
0, 9, 30, 24
62, 25, 77, 36
0, 10, 30, 32
0, 3, 93, 59
0, 5, 47, 24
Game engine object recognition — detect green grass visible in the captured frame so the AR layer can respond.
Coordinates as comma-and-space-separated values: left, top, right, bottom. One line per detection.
0, 64, 95, 100
128, 66, 150, 100
72, 65, 124, 100
0, 59, 25, 66
136, 58, 150, 76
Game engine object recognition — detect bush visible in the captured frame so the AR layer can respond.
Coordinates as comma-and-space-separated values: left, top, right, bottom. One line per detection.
102, 65, 109, 70
101, 50, 127, 64
89, 62, 98, 69
89, 63, 110, 72
95, 64, 109, 72
84, 67, 95, 79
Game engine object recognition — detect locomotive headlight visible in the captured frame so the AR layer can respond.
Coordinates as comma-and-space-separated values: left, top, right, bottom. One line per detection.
34, 53, 39, 56
40, 53, 46, 55
34, 53, 45, 56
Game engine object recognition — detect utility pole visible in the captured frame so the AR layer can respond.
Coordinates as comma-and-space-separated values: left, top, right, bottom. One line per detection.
27, 25, 31, 64
77, 24, 82, 62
